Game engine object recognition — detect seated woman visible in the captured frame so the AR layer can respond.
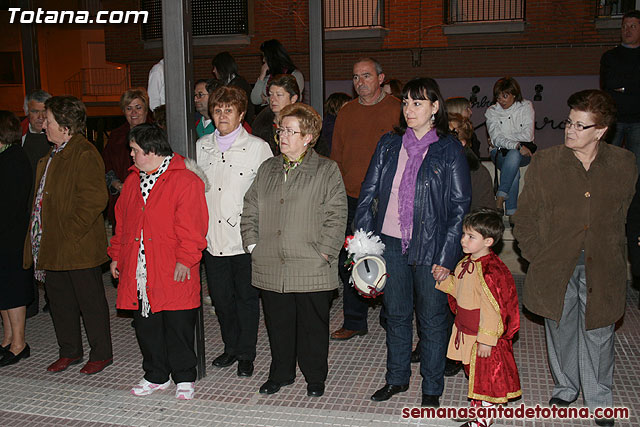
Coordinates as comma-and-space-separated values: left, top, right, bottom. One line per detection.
109, 124, 208, 400
252, 74, 300, 155
251, 39, 304, 107
445, 97, 481, 157
484, 77, 535, 216
102, 88, 152, 228
241, 103, 347, 398
0, 110, 33, 367
355, 78, 471, 407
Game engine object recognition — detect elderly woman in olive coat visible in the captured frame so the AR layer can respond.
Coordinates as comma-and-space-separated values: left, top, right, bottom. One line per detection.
241, 103, 347, 398
513, 90, 636, 420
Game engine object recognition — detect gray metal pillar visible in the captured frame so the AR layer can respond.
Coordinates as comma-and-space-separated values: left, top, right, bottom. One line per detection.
20, 0, 40, 93
308, 0, 325, 116
161, 0, 205, 380
162, 0, 196, 159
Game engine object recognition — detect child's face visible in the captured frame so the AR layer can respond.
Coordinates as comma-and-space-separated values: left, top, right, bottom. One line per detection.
460, 227, 492, 257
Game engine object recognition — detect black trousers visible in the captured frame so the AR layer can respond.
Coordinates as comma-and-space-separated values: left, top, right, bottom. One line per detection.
45, 266, 112, 361
203, 251, 258, 361
134, 306, 198, 384
261, 289, 333, 384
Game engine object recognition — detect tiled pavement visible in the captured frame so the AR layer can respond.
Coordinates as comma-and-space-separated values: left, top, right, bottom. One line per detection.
1, 269, 639, 427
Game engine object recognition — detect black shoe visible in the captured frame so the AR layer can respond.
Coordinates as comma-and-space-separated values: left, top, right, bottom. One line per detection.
444, 358, 463, 377
411, 347, 420, 363
42, 303, 50, 313
0, 343, 9, 356
0, 344, 30, 367
371, 384, 409, 401
259, 378, 295, 395
595, 419, 615, 426
307, 382, 325, 397
421, 393, 440, 408
548, 397, 572, 407
212, 352, 237, 367
237, 360, 254, 377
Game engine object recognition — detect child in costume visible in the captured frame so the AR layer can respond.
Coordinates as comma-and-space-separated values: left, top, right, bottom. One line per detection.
436, 209, 521, 427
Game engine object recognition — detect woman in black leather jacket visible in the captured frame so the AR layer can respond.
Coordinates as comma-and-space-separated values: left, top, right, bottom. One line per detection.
354, 78, 471, 408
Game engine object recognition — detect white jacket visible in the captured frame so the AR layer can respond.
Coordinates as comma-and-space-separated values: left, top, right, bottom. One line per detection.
485, 100, 535, 150
196, 127, 272, 256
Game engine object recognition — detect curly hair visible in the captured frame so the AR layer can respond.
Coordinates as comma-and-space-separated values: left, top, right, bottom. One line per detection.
567, 89, 616, 130
208, 85, 248, 116
278, 103, 322, 146
45, 96, 87, 135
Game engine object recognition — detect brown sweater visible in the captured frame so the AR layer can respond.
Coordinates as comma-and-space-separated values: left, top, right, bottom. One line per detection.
330, 95, 401, 198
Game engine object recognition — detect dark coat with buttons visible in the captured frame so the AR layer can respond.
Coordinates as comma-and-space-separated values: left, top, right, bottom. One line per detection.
23, 134, 109, 271
241, 149, 347, 293
513, 143, 637, 329
353, 131, 471, 270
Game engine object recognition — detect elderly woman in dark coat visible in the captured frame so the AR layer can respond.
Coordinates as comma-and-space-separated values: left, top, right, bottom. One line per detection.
0, 111, 33, 366
513, 90, 636, 426
241, 103, 347, 398
23, 96, 113, 375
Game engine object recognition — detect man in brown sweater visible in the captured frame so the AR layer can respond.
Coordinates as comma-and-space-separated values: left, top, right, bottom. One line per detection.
330, 58, 401, 340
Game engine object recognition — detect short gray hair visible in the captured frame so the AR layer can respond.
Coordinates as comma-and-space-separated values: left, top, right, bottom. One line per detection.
23, 90, 52, 115
355, 57, 383, 76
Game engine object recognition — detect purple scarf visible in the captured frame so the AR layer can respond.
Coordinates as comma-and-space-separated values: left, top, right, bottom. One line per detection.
398, 127, 438, 253
215, 124, 243, 153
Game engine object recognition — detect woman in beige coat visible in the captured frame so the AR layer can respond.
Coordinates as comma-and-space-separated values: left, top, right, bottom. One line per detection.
241, 103, 347, 398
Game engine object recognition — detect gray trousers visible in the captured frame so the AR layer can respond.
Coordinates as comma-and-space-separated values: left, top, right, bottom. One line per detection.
544, 262, 615, 409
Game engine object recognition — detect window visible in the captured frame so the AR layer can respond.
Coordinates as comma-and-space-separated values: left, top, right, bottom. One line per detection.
596, 0, 640, 18
445, 0, 525, 24
324, 0, 384, 29
141, 0, 249, 41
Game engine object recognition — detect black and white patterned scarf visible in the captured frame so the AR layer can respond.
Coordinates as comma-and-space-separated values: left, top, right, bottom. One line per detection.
136, 154, 173, 317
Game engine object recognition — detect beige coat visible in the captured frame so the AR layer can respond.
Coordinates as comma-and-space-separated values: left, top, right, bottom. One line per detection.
23, 134, 109, 271
241, 149, 347, 293
513, 143, 636, 329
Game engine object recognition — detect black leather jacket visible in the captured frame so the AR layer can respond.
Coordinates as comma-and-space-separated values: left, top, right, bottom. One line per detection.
353, 131, 471, 270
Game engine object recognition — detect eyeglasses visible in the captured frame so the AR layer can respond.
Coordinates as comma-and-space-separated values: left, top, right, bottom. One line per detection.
275, 128, 302, 137
563, 119, 597, 131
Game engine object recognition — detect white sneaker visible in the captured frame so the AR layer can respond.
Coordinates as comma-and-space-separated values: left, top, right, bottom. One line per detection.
130, 378, 171, 396
176, 382, 195, 400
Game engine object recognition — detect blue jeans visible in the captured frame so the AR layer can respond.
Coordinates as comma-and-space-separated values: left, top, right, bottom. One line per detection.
381, 235, 449, 395
491, 148, 531, 215
610, 121, 640, 173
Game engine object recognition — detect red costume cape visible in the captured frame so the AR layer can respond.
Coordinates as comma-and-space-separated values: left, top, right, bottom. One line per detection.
448, 251, 522, 403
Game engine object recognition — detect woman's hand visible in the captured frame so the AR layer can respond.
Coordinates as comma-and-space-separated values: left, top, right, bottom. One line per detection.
110, 261, 119, 279
477, 343, 493, 358
174, 262, 191, 282
519, 145, 533, 157
258, 62, 269, 81
431, 264, 450, 282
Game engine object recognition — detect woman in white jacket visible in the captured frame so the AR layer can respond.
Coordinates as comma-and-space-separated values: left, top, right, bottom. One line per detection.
485, 77, 535, 216
196, 86, 272, 377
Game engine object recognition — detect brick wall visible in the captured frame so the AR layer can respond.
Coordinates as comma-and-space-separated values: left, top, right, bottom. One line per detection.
102, 0, 622, 88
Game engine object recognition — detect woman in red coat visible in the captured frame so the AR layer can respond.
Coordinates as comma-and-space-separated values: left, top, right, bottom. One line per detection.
108, 124, 208, 400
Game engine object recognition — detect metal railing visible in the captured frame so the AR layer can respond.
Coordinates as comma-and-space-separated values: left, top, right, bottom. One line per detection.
64, 67, 129, 98
445, 0, 525, 24
596, 0, 637, 17
324, 0, 384, 29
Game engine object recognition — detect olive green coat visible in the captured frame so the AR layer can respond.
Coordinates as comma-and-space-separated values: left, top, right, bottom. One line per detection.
24, 134, 109, 271
513, 143, 637, 329
241, 149, 347, 293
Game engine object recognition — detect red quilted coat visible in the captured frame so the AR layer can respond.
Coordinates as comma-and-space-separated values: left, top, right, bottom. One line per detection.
109, 154, 208, 312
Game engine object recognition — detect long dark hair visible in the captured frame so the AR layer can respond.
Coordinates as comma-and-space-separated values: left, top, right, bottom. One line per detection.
260, 39, 296, 76
212, 52, 239, 84
396, 77, 449, 137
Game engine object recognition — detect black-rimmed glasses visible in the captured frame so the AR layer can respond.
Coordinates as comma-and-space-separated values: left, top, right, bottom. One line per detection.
563, 119, 597, 131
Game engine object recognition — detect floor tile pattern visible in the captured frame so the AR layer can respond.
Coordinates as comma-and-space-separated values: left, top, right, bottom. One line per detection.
1, 270, 638, 426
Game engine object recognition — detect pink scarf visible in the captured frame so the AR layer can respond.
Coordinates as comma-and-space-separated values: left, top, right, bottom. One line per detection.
398, 127, 438, 253
215, 124, 243, 153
